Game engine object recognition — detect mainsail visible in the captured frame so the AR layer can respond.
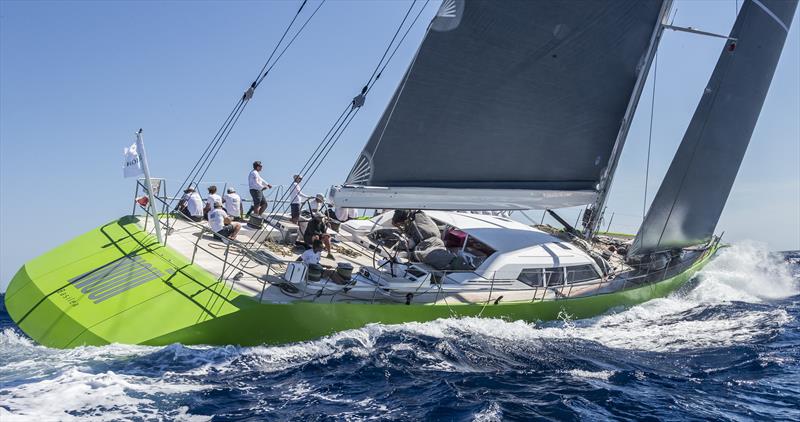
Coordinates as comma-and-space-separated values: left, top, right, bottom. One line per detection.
335, 0, 668, 210
629, 0, 798, 257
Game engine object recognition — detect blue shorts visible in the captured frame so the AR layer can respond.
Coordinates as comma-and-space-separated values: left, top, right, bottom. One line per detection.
291, 203, 300, 219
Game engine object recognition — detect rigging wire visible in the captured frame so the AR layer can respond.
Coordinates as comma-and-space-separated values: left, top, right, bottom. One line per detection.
250, 0, 428, 227
286, 0, 426, 185
226, 0, 431, 273
167, 0, 323, 214
182, 0, 328, 222
188, 0, 325, 193
273, 0, 430, 214
643, 52, 658, 220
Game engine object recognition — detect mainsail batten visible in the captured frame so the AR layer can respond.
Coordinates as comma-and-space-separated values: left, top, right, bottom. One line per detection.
629, 0, 798, 257
340, 0, 667, 209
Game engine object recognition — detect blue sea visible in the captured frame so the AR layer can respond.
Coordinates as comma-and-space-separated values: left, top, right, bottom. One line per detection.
1, 243, 798, 421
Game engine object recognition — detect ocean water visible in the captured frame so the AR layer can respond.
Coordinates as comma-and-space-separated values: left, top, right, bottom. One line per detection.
1, 242, 798, 421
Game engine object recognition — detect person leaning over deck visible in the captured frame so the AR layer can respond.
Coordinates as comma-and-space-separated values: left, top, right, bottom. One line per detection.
209, 203, 241, 240
303, 212, 333, 259
223, 187, 243, 221
289, 174, 309, 224
298, 239, 324, 265
391, 210, 439, 250
203, 185, 222, 220
246, 160, 271, 218
178, 187, 204, 222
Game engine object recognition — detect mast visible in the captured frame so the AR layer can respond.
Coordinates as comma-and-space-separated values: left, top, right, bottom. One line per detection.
584, 0, 674, 238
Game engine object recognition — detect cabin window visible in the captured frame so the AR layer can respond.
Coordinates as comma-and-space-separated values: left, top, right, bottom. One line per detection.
544, 268, 564, 286
565, 264, 600, 284
517, 269, 544, 287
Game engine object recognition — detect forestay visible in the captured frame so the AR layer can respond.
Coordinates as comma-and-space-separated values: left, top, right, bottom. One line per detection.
339, 0, 666, 210
629, 0, 798, 256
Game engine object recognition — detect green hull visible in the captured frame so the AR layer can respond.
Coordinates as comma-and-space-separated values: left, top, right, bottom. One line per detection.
4, 216, 718, 348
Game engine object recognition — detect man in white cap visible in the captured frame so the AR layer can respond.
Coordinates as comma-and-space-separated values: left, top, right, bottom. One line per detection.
223, 186, 243, 221
178, 186, 203, 222
247, 160, 271, 217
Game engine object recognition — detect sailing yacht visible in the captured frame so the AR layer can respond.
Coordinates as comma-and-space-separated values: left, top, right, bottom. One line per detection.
4, 0, 796, 347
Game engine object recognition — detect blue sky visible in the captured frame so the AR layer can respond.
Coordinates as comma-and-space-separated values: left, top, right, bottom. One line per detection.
1, 0, 798, 290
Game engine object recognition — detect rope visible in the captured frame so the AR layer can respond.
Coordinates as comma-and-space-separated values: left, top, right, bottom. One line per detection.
643, 52, 657, 220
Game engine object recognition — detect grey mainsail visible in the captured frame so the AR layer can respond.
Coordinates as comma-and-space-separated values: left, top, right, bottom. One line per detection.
338, 0, 666, 210
629, 0, 798, 257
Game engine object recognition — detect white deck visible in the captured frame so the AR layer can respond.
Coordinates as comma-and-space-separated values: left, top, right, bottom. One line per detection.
139, 214, 629, 305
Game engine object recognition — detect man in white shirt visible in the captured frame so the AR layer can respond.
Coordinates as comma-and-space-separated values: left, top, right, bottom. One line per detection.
204, 185, 222, 219
335, 206, 358, 222
209, 203, 241, 240
247, 160, 271, 218
289, 174, 309, 224
299, 239, 324, 265
178, 187, 204, 222
223, 187, 243, 221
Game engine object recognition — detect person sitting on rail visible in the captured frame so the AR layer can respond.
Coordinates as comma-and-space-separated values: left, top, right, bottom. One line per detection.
298, 239, 324, 265
209, 202, 241, 240
246, 160, 271, 218
303, 212, 333, 259
289, 174, 309, 224
178, 186, 204, 222
204, 185, 222, 219
223, 187, 243, 222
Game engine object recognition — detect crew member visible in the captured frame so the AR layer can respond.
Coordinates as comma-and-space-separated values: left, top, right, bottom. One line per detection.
204, 185, 222, 219
303, 212, 333, 259
391, 210, 472, 270
178, 187, 204, 222
289, 174, 309, 224
335, 206, 358, 223
209, 203, 241, 240
299, 239, 324, 265
223, 187, 243, 221
247, 160, 271, 217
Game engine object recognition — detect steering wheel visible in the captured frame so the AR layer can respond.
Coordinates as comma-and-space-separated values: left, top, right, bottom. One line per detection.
300, 197, 333, 220
371, 232, 410, 275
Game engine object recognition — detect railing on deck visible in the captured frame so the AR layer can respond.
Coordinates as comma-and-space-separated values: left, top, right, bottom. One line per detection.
131, 181, 720, 307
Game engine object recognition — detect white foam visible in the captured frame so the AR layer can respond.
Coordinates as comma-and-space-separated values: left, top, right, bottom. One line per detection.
1, 368, 211, 421
689, 241, 799, 303
566, 369, 616, 381
384, 242, 798, 352
473, 402, 502, 422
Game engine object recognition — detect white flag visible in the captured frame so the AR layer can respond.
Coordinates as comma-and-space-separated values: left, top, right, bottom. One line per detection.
123, 142, 143, 178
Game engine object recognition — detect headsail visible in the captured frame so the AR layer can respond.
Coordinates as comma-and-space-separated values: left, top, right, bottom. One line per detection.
335, 0, 668, 210
629, 0, 798, 257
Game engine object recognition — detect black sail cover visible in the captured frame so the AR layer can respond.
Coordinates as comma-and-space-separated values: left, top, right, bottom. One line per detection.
629, 0, 798, 257
345, 0, 665, 196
